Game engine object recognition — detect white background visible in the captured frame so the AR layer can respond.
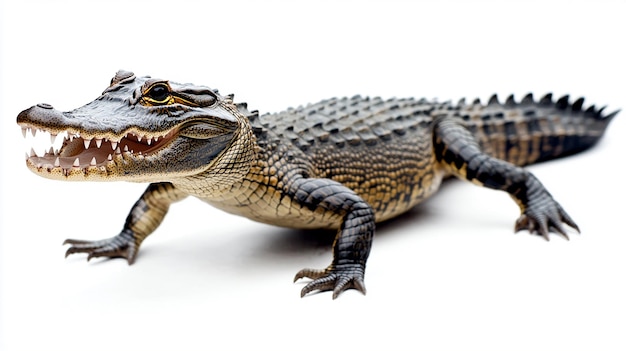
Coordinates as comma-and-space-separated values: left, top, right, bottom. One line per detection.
1, 1, 625, 350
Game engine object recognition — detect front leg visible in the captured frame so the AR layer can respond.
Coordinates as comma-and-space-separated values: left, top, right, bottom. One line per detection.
64, 182, 188, 264
434, 117, 579, 240
290, 178, 376, 299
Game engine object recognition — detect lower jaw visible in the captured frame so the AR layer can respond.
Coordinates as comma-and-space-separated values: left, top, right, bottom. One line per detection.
25, 152, 135, 180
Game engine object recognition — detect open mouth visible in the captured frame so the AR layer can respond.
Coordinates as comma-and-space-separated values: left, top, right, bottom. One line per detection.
20, 125, 176, 175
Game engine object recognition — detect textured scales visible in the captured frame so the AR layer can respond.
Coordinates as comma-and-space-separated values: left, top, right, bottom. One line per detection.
17, 71, 618, 298
221, 96, 442, 227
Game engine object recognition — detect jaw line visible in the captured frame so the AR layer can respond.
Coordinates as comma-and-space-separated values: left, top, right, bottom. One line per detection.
21, 124, 179, 178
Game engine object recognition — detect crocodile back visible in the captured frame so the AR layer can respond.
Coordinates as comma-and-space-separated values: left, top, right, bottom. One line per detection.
253, 96, 444, 221
243, 94, 616, 221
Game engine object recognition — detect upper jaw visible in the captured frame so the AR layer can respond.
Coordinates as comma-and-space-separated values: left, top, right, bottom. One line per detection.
18, 103, 178, 178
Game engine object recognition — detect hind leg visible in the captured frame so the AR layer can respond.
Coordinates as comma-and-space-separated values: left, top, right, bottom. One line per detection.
433, 117, 579, 240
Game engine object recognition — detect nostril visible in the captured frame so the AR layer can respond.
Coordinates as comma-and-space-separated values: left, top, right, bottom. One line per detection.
37, 103, 54, 109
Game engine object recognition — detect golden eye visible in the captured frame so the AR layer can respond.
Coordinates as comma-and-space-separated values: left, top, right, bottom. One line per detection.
146, 84, 170, 103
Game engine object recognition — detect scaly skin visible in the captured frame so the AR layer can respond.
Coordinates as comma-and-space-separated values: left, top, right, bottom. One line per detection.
17, 71, 618, 298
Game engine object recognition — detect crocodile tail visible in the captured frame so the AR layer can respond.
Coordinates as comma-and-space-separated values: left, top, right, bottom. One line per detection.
459, 93, 619, 167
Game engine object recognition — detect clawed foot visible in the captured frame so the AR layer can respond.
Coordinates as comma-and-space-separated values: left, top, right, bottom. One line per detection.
514, 194, 580, 241
294, 263, 366, 299
63, 230, 139, 264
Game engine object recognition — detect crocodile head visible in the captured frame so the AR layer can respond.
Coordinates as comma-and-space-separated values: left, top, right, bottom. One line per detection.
17, 70, 253, 182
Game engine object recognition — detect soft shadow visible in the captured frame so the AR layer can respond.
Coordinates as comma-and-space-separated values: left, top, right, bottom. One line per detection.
258, 227, 336, 256
257, 204, 436, 258
375, 205, 435, 235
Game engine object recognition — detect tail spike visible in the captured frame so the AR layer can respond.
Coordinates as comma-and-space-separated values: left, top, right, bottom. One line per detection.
472, 98, 481, 105
521, 93, 534, 105
555, 95, 570, 110
505, 94, 516, 107
584, 105, 596, 117
539, 93, 553, 106
572, 97, 585, 112
488, 94, 500, 106
605, 109, 620, 121
457, 97, 466, 107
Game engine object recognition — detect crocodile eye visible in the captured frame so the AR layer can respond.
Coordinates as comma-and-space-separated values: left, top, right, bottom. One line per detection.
147, 84, 171, 103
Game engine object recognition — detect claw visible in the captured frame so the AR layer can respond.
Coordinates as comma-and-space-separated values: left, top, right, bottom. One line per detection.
295, 263, 366, 299
332, 276, 366, 299
514, 196, 579, 241
557, 231, 570, 241
63, 238, 93, 246
353, 278, 367, 296
559, 210, 580, 233
293, 268, 325, 282
63, 231, 138, 264
300, 275, 336, 297
550, 221, 570, 241
514, 215, 529, 233
538, 220, 550, 241
65, 246, 78, 258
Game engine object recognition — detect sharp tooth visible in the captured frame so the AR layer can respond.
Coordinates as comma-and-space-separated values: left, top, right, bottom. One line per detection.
21, 127, 27, 138
31, 128, 37, 137
73, 158, 80, 167
90, 157, 97, 166
124, 145, 129, 152
50, 134, 57, 144
84, 139, 91, 149
69, 134, 75, 142
30, 148, 37, 157
147, 138, 152, 146
54, 157, 60, 167
111, 141, 118, 150
95, 139, 103, 148
48, 147, 54, 155
24, 152, 29, 160
115, 147, 121, 155
107, 154, 113, 161
137, 135, 142, 142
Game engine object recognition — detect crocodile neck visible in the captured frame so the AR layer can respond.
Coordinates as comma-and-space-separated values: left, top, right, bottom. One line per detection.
171, 107, 259, 198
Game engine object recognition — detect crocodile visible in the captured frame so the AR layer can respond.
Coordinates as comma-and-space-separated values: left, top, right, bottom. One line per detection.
17, 70, 617, 298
